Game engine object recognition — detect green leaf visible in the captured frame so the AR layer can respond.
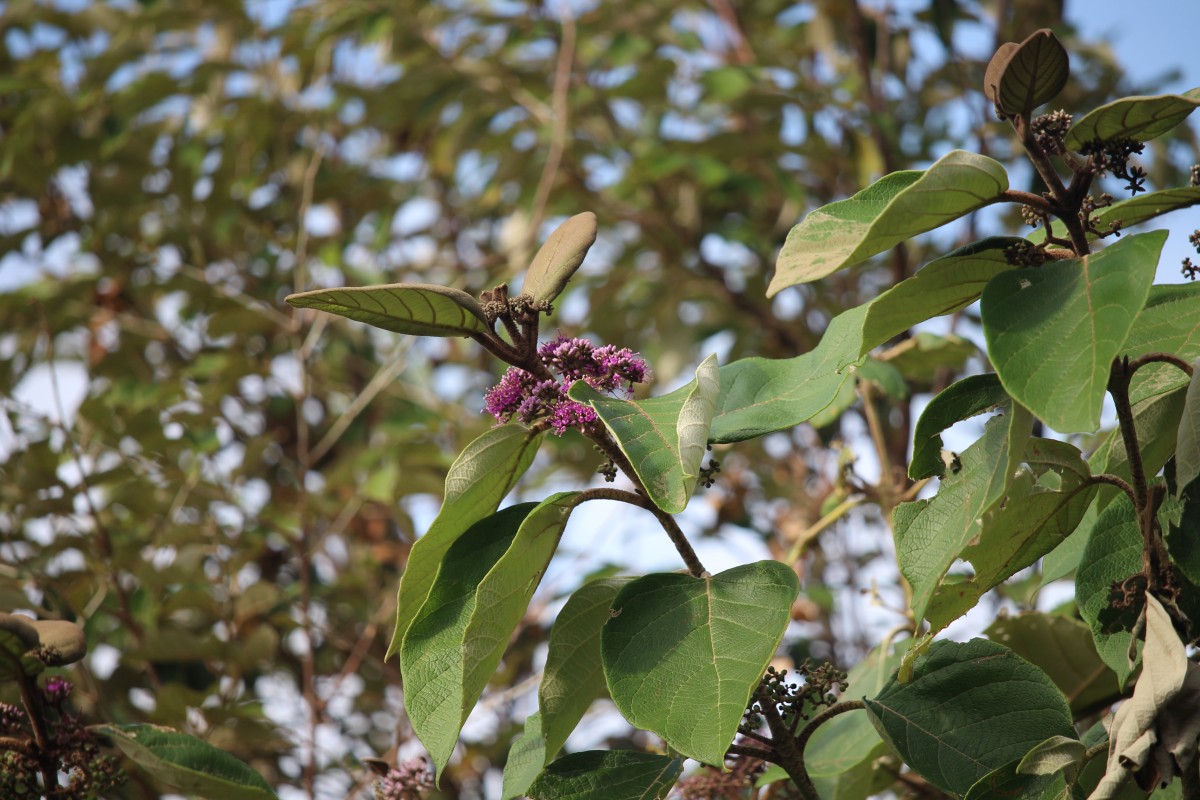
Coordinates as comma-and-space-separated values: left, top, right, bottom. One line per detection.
527, 751, 683, 800
601, 561, 799, 765
985, 613, 1122, 716
1090, 186, 1200, 236
810, 743, 892, 800
1163, 473, 1200, 587
878, 332, 976, 385
864, 638, 1076, 797
96, 724, 277, 800
982, 231, 1165, 432
805, 645, 903, 777
1065, 88, 1200, 151
986, 29, 1070, 117
909, 373, 1009, 480
859, 238, 1024, 357
769, 150, 1009, 293
893, 409, 1030, 625
284, 283, 490, 337
1017, 735, 1086, 778
402, 494, 579, 775
569, 355, 718, 513
964, 760, 1065, 800
522, 212, 598, 305
503, 578, 631, 800
389, 424, 541, 658
707, 306, 867, 442
1175, 362, 1200, 493
1076, 496, 1143, 684
925, 438, 1096, 631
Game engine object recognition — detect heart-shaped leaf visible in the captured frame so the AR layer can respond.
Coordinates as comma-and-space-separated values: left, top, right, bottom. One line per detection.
893, 409, 1030, 625
982, 231, 1164, 433
569, 355, 719, 513
389, 424, 541, 657
1076, 496, 1143, 684
601, 561, 798, 765
864, 639, 1075, 797
402, 494, 579, 775
925, 438, 1096, 631
1065, 88, 1200, 151
909, 373, 1009, 480
96, 724, 277, 800
986, 613, 1122, 716
769, 150, 1008, 293
522, 212, 598, 305
985, 29, 1069, 117
285, 283, 490, 337
502, 577, 630, 800
527, 751, 683, 800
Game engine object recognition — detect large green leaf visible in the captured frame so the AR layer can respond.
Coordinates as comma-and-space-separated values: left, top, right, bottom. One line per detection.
769, 150, 1009, 293
389, 424, 542, 657
985, 28, 1069, 118
859, 238, 1024, 359
985, 613, 1122, 716
925, 438, 1096, 631
284, 283, 490, 337
601, 561, 799, 765
1175, 363, 1200, 493
864, 639, 1075, 797
1092, 187, 1200, 236
569, 355, 718, 513
964, 760, 1065, 800
909, 373, 1009, 480
96, 724, 277, 800
522, 212, 598, 305
1076, 496, 1143, 684
503, 578, 630, 800
893, 410, 1029, 625
527, 751, 683, 800
805, 645, 903, 777
402, 494, 579, 775
982, 231, 1165, 433
1065, 88, 1200, 151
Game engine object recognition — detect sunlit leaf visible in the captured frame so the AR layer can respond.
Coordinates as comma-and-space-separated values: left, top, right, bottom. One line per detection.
285, 283, 490, 337
522, 212, 598, 305
601, 561, 798, 765
864, 639, 1075, 797
570, 355, 718, 513
402, 494, 579, 775
769, 150, 1008, 293
503, 578, 630, 800
527, 751, 684, 800
389, 425, 542, 657
96, 724, 277, 800
986, 613, 1121, 716
1065, 88, 1200, 151
982, 231, 1164, 433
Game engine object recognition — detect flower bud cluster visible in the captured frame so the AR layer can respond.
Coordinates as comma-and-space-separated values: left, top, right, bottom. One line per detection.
374, 757, 434, 800
484, 336, 650, 435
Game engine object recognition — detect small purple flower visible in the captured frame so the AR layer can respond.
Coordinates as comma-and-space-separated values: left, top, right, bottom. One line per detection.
43, 676, 73, 705
374, 757, 433, 800
484, 337, 649, 436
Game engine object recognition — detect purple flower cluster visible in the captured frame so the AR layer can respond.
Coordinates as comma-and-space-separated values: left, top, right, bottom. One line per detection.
484, 336, 649, 435
374, 757, 434, 800
43, 675, 73, 705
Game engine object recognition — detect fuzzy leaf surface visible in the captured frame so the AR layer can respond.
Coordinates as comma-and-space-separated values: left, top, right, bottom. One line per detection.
527, 751, 684, 800
909, 373, 1009, 480
402, 494, 579, 775
96, 724, 277, 800
502, 578, 630, 800
986, 613, 1121, 715
389, 424, 542, 657
991, 29, 1069, 117
769, 150, 1008, 293
601, 561, 798, 766
570, 355, 718, 513
864, 639, 1075, 797
982, 231, 1164, 432
1175, 361, 1200, 493
1076, 496, 1143, 684
285, 283, 490, 337
522, 212, 598, 305
1065, 88, 1200, 151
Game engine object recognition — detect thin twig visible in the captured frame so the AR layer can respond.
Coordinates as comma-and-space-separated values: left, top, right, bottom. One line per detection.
784, 495, 864, 563
309, 344, 412, 464
1129, 352, 1194, 379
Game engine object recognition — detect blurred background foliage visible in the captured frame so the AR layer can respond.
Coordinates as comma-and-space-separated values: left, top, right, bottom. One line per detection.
0, 0, 1195, 797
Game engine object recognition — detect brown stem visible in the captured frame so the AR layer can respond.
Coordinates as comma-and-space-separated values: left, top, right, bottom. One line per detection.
1129, 352, 1195, 378
1015, 116, 1090, 254
728, 743, 775, 761
758, 698, 819, 800
1108, 357, 1148, 512
1090, 473, 1139, 508
18, 673, 58, 792
0, 735, 34, 756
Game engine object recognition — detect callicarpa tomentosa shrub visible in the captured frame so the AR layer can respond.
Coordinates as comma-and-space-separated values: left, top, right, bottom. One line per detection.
282, 29, 1200, 800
